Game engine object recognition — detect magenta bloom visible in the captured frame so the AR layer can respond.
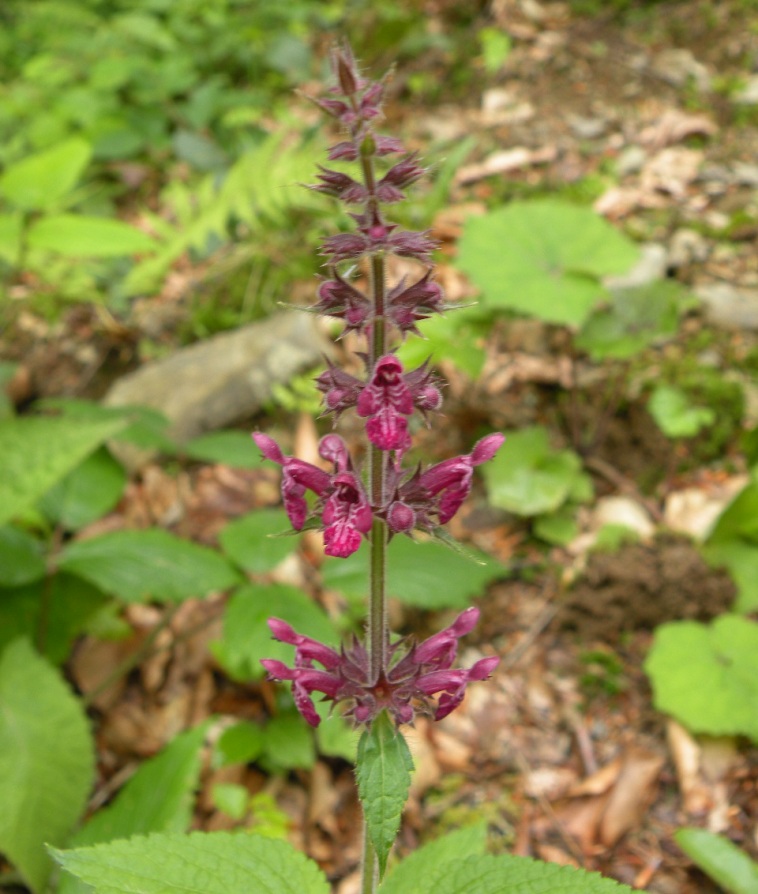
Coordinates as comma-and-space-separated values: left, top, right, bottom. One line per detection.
386, 433, 506, 533
252, 431, 372, 557
261, 606, 498, 727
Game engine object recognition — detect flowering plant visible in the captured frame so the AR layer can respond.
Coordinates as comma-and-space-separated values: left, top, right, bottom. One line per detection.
53, 43, 635, 894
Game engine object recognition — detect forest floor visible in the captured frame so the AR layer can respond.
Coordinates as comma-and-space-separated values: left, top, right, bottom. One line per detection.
3, 1, 758, 891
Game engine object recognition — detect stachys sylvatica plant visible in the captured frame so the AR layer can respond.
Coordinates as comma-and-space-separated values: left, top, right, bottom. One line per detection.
53, 44, 634, 894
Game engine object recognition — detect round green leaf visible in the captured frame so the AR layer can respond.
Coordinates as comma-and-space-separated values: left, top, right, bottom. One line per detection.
481, 426, 591, 516
457, 200, 639, 327
644, 615, 758, 742
183, 431, 259, 468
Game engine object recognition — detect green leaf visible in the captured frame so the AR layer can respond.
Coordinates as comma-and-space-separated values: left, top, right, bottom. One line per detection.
211, 783, 249, 820
215, 721, 266, 767
0, 525, 46, 586
648, 385, 715, 438
27, 214, 157, 257
0, 138, 91, 211
260, 711, 316, 773
183, 430, 260, 467
52, 831, 330, 894
213, 583, 335, 681
675, 828, 758, 894
380, 824, 488, 894
644, 615, 758, 742
323, 537, 504, 610
481, 426, 592, 517
703, 481, 758, 612
0, 414, 125, 527
315, 711, 359, 763
0, 574, 106, 665
396, 307, 488, 380
432, 854, 634, 893
457, 201, 639, 327
575, 281, 685, 360
38, 446, 126, 530
0, 212, 22, 264
57, 529, 240, 603
0, 638, 94, 893
219, 510, 297, 574
357, 712, 414, 878
533, 508, 578, 546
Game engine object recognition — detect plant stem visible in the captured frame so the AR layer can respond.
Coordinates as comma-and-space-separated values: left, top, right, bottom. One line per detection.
360, 820, 379, 894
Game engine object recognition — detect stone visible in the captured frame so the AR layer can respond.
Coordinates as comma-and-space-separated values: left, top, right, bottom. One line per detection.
615, 145, 647, 177
668, 228, 709, 268
604, 242, 667, 291
651, 48, 711, 91
733, 74, 758, 105
695, 283, 758, 330
104, 312, 330, 469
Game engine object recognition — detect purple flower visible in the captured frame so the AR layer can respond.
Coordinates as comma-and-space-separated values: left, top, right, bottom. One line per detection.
252, 431, 373, 558
261, 606, 498, 727
316, 360, 363, 417
357, 355, 414, 453
313, 270, 372, 333
386, 433, 505, 532
310, 166, 367, 204
385, 269, 445, 334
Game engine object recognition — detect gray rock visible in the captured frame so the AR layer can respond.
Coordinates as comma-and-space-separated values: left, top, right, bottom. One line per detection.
616, 145, 647, 177
652, 48, 712, 91
695, 283, 758, 330
668, 228, 709, 269
732, 162, 758, 187
104, 312, 330, 468
604, 243, 668, 291
733, 74, 758, 105
568, 115, 607, 140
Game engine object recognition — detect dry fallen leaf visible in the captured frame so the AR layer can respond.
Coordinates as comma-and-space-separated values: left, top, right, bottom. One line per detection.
599, 746, 664, 846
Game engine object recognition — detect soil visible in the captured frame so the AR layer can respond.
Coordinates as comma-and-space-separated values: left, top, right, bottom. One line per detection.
3, 1, 758, 892
558, 534, 737, 641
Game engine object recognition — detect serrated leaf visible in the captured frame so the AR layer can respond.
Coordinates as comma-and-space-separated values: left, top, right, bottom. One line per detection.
183, 430, 260, 467
433, 853, 634, 893
213, 583, 335, 681
0, 638, 94, 893
323, 537, 504, 609
75, 723, 208, 846
0, 524, 46, 586
0, 415, 125, 527
457, 201, 639, 327
57, 529, 240, 603
480, 426, 592, 517
38, 446, 126, 530
58, 725, 210, 894
357, 712, 414, 877
675, 828, 758, 894
379, 824, 488, 894
644, 615, 758, 743
52, 831, 330, 894
0, 138, 91, 211
27, 214, 157, 257
219, 509, 296, 574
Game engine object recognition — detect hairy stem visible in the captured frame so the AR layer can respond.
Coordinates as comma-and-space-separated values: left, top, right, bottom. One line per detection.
360, 819, 379, 893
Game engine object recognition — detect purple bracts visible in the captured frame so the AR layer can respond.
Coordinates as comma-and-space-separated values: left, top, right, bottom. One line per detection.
262, 607, 498, 727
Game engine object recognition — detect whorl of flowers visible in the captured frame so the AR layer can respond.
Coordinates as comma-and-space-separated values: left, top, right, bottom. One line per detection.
253, 44, 502, 727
